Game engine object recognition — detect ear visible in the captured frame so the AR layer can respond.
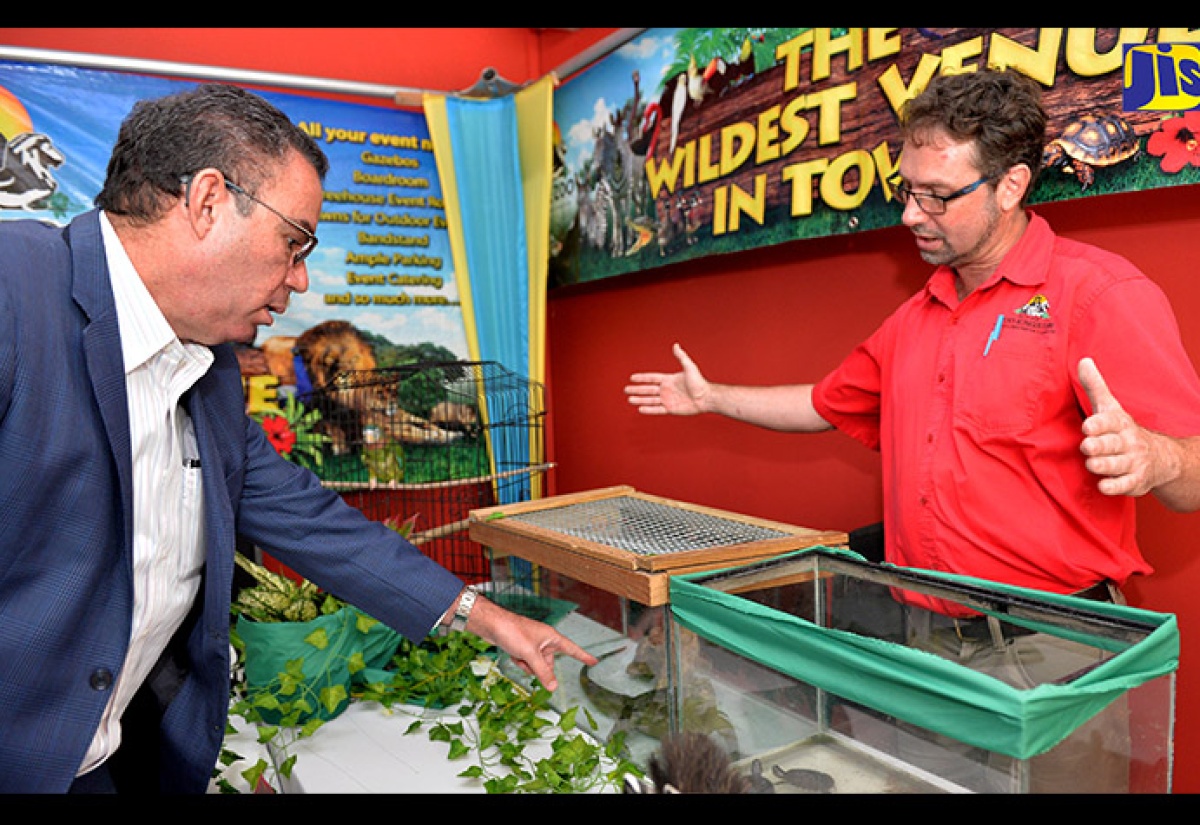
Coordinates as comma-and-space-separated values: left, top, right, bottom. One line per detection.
995, 163, 1032, 212
180, 167, 229, 240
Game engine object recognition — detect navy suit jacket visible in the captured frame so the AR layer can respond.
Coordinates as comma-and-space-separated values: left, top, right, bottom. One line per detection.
0, 211, 464, 792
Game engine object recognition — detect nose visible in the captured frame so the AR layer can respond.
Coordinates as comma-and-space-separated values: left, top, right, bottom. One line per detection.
900, 195, 927, 228
287, 261, 309, 294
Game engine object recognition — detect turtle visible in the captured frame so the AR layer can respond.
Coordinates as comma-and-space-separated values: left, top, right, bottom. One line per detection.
1043, 113, 1140, 190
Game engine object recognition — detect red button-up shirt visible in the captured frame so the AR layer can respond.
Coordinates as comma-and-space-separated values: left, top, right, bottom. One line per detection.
813, 213, 1200, 615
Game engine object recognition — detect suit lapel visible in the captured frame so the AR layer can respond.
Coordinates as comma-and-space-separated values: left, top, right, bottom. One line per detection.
182, 382, 235, 634
69, 211, 135, 559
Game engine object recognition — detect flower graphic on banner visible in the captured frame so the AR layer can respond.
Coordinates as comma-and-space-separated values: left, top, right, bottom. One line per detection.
260, 415, 297, 455
252, 392, 329, 471
1147, 111, 1200, 174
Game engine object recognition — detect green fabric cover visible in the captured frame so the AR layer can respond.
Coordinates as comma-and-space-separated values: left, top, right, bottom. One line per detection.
670, 547, 1178, 759
238, 606, 403, 724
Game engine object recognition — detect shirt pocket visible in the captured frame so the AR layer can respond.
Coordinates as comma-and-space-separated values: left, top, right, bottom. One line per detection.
955, 324, 1055, 436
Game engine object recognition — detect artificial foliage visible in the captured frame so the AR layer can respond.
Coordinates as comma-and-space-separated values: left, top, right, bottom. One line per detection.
216, 553, 641, 794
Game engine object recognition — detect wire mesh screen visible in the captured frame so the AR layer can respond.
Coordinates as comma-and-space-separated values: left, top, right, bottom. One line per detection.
507, 495, 793, 556
299, 360, 545, 583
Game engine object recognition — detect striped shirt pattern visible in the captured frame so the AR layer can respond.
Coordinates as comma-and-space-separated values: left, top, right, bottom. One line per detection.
80, 215, 214, 775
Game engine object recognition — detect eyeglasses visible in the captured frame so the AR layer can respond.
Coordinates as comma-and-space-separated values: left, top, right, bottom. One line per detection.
891, 175, 992, 215
181, 173, 318, 266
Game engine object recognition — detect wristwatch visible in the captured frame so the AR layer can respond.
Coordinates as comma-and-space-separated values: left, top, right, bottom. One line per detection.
449, 586, 477, 632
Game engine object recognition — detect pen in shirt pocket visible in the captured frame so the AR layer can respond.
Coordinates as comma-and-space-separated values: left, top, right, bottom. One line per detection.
983, 314, 1004, 357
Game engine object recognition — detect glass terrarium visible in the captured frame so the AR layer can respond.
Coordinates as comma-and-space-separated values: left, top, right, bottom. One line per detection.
467, 487, 847, 767
668, 547, 1177, 794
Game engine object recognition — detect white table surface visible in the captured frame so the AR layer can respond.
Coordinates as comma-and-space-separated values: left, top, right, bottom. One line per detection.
209, 610, 636, 794
212, 677, 621, 793
275, 700, 498, 793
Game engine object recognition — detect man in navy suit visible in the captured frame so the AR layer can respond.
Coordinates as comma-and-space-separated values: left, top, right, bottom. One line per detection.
0, 83, 596, 793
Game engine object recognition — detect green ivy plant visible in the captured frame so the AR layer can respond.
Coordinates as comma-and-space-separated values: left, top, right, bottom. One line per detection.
379, 635, 641, 793
215, 554, 641, 794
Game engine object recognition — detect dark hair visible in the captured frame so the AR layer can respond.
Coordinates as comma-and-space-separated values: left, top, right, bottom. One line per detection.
899, 68, 1046, 203
95, 83, 328, 222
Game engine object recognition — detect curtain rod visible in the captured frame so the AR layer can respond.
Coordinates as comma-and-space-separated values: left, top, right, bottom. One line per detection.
549, 28, 647, 80
0, 45, 428, 102
0, 45, 535, 108
0, 30, 648, 108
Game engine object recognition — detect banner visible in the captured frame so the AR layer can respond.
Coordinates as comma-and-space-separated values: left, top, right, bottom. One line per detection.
0, 60, 469, 409
550, 27, 1200, 287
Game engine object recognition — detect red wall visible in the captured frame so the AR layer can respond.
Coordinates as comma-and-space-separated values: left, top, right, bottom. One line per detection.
6, 27, 1199, 792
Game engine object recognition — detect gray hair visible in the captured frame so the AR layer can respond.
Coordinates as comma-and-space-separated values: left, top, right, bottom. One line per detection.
96, 83, 328, 222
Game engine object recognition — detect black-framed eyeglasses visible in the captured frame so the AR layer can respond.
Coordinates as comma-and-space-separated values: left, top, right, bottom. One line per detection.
891, 175, 992, 215
181, 173, 318, 266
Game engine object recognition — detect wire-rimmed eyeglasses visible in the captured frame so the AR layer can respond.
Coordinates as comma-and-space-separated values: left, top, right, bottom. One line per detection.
891, 175, 992, 215
181, 173, 318, 266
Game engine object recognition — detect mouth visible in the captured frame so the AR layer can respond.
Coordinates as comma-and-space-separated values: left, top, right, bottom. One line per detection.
256, 305, 284, 326
911, 231, 943, 252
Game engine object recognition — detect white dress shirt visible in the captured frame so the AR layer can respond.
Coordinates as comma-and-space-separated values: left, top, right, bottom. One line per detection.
79, 214, 214, 775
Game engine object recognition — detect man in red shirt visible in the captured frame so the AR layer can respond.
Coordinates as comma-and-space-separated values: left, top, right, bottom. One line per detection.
625, 68, 1200, 792
626, 69, 1200, 604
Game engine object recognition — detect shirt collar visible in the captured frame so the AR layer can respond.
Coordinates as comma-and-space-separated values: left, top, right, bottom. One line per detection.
100, 212, 191, 375
989, 211, 1052, 288
926, 211, 1053, 306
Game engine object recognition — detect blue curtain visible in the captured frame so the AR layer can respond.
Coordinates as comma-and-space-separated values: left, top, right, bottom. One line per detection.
442, 94, 529, 394
425, 80, 555, 594
425, 78, 553, 513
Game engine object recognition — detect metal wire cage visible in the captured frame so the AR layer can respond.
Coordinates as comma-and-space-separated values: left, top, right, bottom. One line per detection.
298, 360, 547, 583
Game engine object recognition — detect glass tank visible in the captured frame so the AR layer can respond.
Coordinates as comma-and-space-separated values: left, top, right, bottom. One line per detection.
668, 547, 1177, 794
471, 490, 1175, 793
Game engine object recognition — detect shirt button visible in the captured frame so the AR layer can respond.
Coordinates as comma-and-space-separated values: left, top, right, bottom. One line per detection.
89, 668, 114, 691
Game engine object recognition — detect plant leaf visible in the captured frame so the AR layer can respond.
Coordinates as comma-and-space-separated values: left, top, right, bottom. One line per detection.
278, 753, 298, 779
319, 684, 348, 714
240, 759, 268, 790
354, 612, 380, 634
558, 706, 578, 731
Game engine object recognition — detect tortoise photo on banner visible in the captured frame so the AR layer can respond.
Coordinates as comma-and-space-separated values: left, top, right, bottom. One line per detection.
1043, 113, 1140, 190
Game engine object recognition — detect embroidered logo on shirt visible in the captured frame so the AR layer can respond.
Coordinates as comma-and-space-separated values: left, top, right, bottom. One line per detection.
1015, 294, 1051, 319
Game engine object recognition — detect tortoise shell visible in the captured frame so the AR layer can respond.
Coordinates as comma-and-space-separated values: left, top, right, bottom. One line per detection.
1043, 113, 1139, 188
1051, 113, 1139, 166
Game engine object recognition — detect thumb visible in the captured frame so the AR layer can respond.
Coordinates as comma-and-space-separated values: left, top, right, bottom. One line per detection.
1079, 357, 1121, 415
672, 342, 697, 372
